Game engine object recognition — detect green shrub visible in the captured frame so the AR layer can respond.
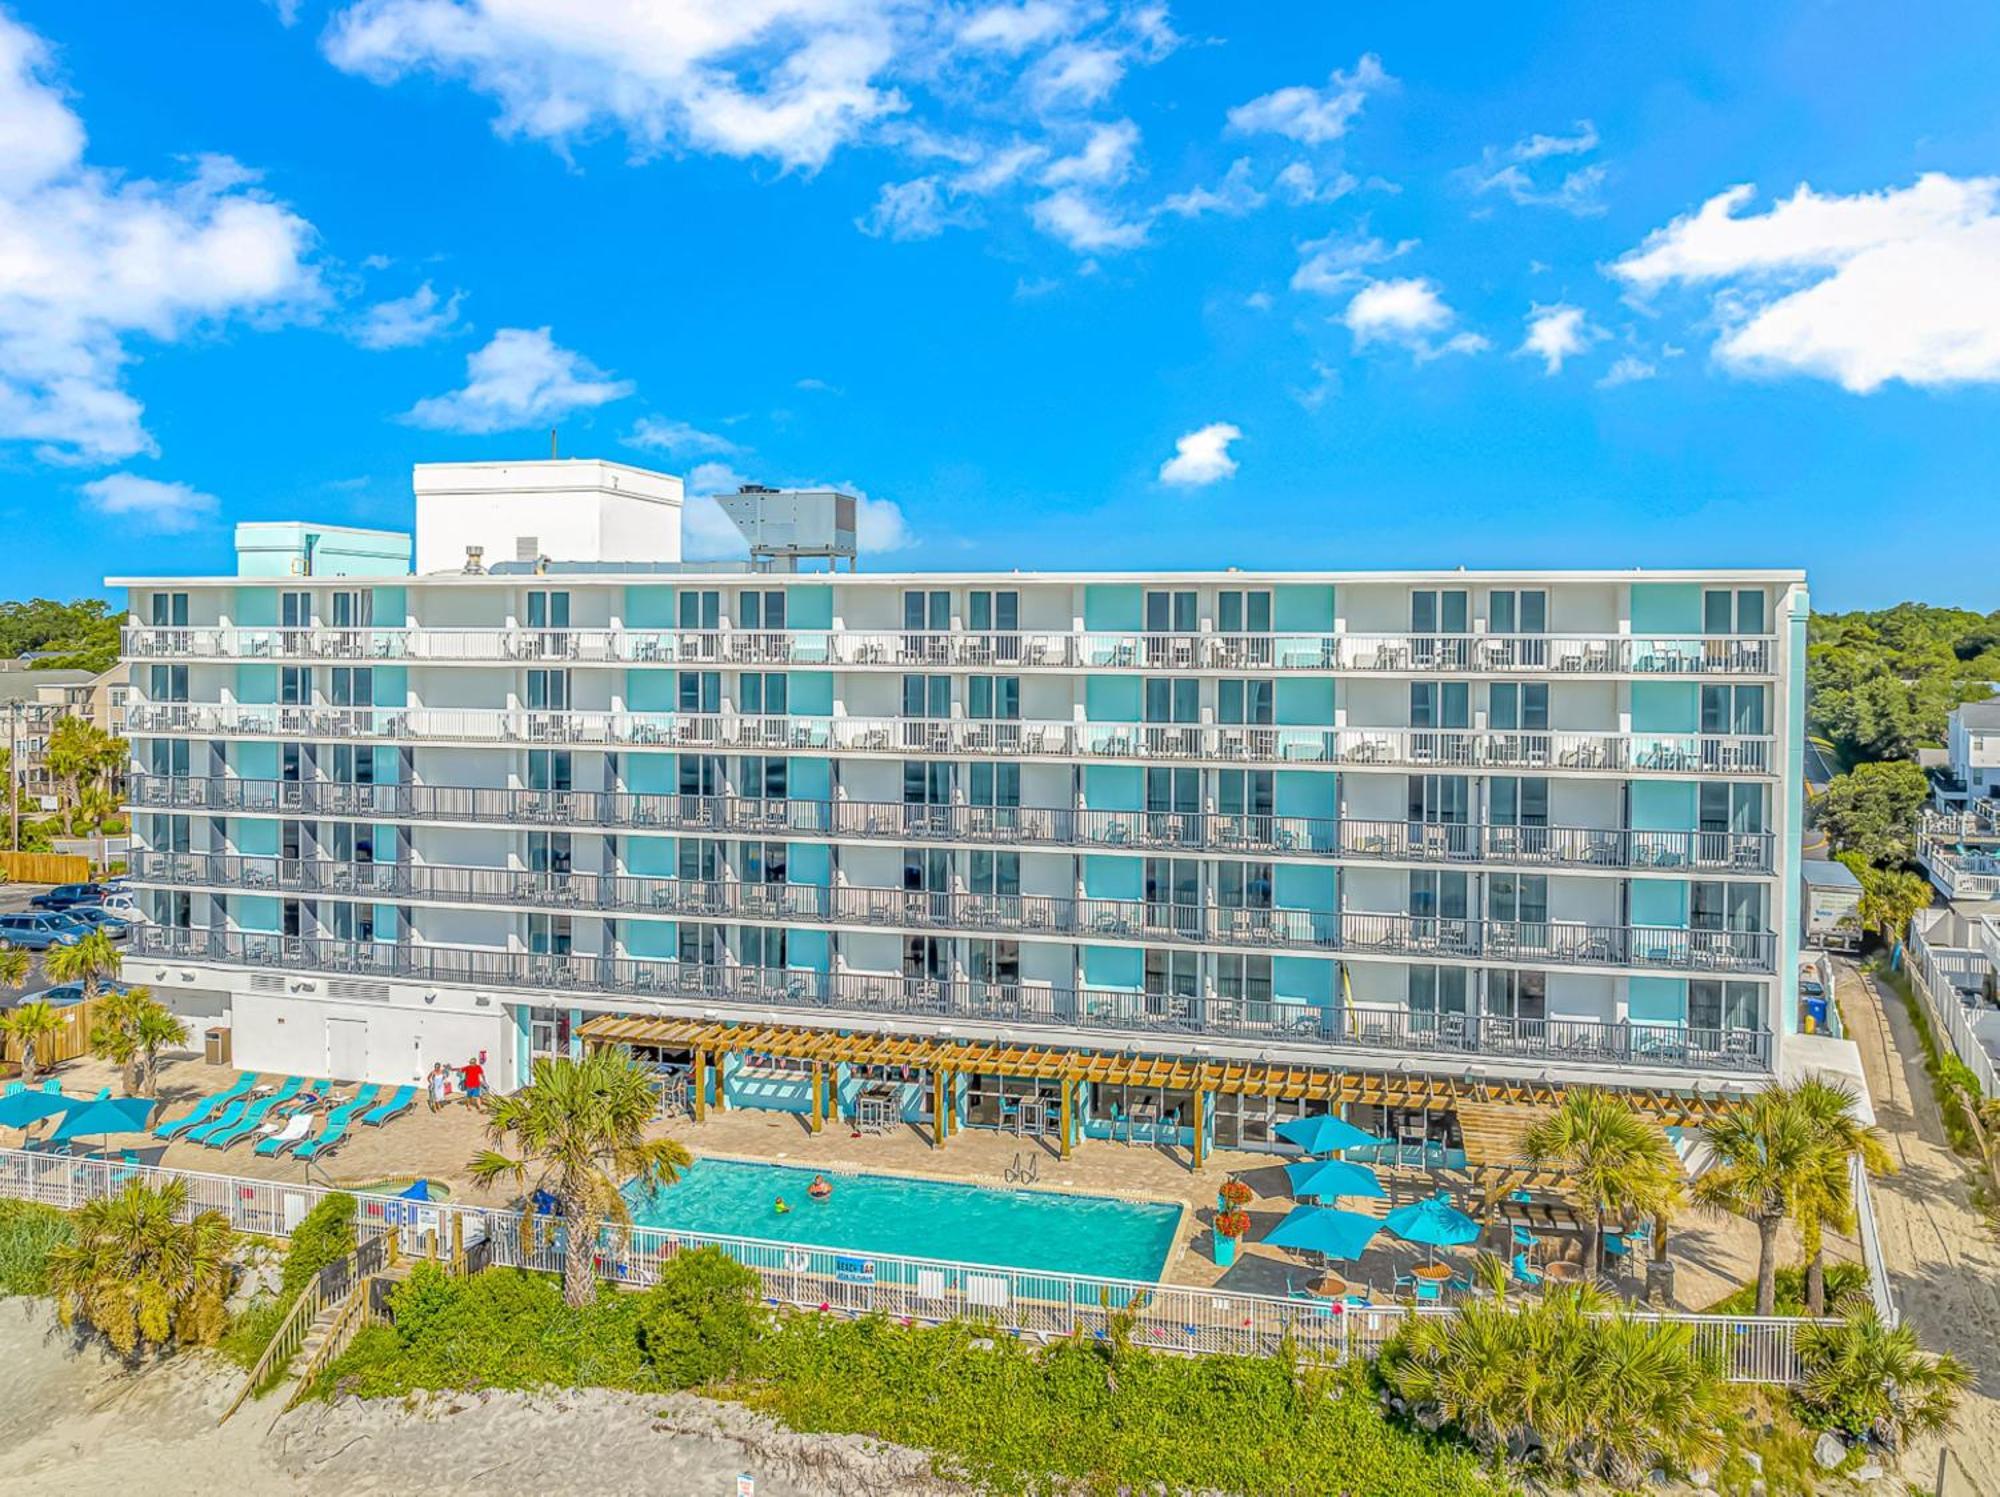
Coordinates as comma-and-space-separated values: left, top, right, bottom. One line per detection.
218, 1296, 290, 1371
1704, 1261, 1870, 1317
635, 1248, 762, 1389
279, 1193, 357, 1300
388, 1260, 459, 1348
0, 1200, 72, 1296
1795, 1305, 1969, 1452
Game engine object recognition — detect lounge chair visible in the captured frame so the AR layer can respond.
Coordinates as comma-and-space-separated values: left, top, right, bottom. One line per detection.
253, 1110, 318, 1158
154, 1073, 257, 1139
202, 1077, 311, 1149
293, 1085, 381, 1163
1512, 1253, 1543, 1286
358, 1084, 416, 1127
182, 1080, 284, 1145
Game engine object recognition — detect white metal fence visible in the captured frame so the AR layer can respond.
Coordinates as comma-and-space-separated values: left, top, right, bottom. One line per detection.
0, 1146, 1812, 1383
1907, 922, 2000, 1100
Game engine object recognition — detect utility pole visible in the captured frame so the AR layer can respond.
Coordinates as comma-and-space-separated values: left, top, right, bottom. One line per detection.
7, 699, 19, 852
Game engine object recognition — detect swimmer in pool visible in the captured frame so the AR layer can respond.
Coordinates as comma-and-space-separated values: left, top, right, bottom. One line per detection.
774, 1197, 791, 1214
808, 1174, 833, 1201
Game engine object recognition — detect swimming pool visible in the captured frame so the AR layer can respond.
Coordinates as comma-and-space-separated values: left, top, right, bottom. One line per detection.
625, 1158, 1181, 1282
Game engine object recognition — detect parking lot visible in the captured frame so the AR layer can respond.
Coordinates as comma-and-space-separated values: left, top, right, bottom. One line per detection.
0, 882, 103, 1003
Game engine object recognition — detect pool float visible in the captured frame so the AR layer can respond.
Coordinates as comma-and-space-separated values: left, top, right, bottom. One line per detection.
808, 1175, 833, 1202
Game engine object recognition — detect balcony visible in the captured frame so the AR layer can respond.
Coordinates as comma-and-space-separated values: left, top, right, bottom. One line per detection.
122, 625, 1778, 677
126, 774, 1779, 874
126, 851, 1776, 974
122, 703, 1776, 777
130, 925, 1773, 1073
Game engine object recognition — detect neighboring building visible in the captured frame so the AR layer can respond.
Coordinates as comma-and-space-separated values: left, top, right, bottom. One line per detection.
1933, 699, 2000, 808
1800, 857, 1862, 951
1916, 701, 2000, 906
0, 667, 103, 800
116, 458, 1809, 1152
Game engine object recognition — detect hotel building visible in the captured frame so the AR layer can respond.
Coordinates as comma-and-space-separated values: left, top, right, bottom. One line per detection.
117, 459, 1809, 1158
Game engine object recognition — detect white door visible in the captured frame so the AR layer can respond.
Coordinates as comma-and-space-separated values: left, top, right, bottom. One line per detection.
326, 1017, 369, 1081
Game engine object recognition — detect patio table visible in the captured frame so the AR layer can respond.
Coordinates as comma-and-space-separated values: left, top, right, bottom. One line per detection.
1410, 1262, 1455, 1283
1542, 1260, 1584, 1284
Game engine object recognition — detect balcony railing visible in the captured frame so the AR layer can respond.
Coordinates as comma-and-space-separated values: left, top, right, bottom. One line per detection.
122, 626, 1778, 676
126, 852, 1776, 974
123, 704, 1776, 776
129, 925, 1774, 1073
125, 774, 1778, 874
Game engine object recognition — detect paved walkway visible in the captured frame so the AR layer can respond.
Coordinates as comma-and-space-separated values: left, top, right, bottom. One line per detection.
1842, 958, 2000, 1490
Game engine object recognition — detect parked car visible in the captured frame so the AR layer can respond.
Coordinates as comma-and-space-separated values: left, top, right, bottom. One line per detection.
0, 913, 86, 950
29, 882, 111, 912
54, 907, 131, 941
72, 893, 141, 921
27, 979, 133, 1008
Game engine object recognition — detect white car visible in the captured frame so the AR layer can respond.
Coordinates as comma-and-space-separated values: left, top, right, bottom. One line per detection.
72, 892, 143, 922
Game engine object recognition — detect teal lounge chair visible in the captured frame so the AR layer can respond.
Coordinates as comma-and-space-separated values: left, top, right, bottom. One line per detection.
359, 1084, 416, 1127
181, 1081, 278, 1145
155, 1073, 257, 1139
199, 1076, 307, 1148
293, 1085, 381, 1163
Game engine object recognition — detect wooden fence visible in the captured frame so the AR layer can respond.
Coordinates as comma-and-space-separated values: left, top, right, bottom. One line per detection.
1, 996, 102, 1069
0, 851, 93, 885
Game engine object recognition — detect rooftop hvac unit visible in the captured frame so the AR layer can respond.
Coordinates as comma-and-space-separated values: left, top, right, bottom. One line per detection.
714, 486, 860, 569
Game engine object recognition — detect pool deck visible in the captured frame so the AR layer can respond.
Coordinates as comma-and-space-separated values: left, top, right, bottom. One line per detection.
17, 1049, 1853, 1310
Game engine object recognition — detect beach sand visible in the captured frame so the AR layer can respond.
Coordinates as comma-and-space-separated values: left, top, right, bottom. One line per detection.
0, 1300, 960, 1497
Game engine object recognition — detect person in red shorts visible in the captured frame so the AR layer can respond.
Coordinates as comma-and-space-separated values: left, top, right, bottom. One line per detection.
460, 1056, 486, 1109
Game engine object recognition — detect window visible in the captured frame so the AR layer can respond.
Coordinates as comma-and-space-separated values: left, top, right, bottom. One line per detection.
677, 671, 720, 713
1410, 965, 1470, 1017
1692, 881, 1763, 932
968, 762, 1019, 807
968, 850, 1020, 896
1144, 857, 1200, 908
969, 938, 1020, 985
966, 676, 1021, 719
278, 667, 310, 706
1144, 949, 1199, 1006
1489, 683, 1549, 731
903, 590, 950, 630
528, 914, 573, 956
1703, 589, 1767, 635
1216, 861, 1273, 909
280, 743, 302, 783
328, 901, 374, 943
1216, 590, 1272, 633
679, 754, 722, 797
1488, 589, 1547, 634
904, 934, 950, 979
150, 664, 190, 702
967, 590, 1018, 632
149, 738, 190, 777
1487, 874, 1548, 924
1690, 980, 1762, 1031
1408, 774, 1470, 824
680, 923, 723, 967
903, 760, 953, 805
740, 841, 787, 884
678, 838, 722, 882
526, 590, 570, 629
1147, 766, 1201, 813
737, 590, 785, 630
738, 673, 787, 714
740, 755, 787, 799
1144, 590, 1198, 633
528, 831, 573, 874
905, 847, 952, 897
150, 592, 189, 628
1217, 769, 1274, 817
902, 674, 950, 717
1410, 682, 1470, 728
679, 590, 720, 631
1409, 870, 1469, 920
1489, 777, 1549, 826
280, 591, 311, 629
1487, 969, 1547, 1021
528, 749, 572, 792
330, 667, 372, 707
1700, 685, 1766, 735
1410, 589, 1469, 633
527, 669, 570, 711
1144, 678, 1199, 723
331, 745, 373, 786
1217, 679, 1274, 725
1215, 953, 1273, 1003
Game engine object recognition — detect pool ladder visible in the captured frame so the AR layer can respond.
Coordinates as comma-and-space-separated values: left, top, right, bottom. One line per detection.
1005, 1152, 1040, 1185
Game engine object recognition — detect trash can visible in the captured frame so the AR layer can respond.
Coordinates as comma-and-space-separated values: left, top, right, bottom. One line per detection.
204, 1027, 232, 1066
1805, 997, 1829, 1031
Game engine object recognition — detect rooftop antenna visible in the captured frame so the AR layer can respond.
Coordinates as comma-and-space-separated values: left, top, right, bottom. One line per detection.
549, 427, 559, 459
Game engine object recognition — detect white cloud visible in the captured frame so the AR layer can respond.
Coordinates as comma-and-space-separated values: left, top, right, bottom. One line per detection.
1025, 42, 1126, 113
354, 281, 464, 349
1030, 189, 1147, 252
1039, 119, 1139, 188
1226, 54, 1390, 146
0, 12, 321, 464
402, 327, 633, 433
960, 1, 1069, 54
1289, 230, 1412, 295
1274, 160, 1355, 206
795, 376, 842, 394
1517, 303, 1601, 374
857, 176, 965, 240
1596, 355, 1657, 388
1158, 421, 1241, 487
78, 472, 219, 532
856, 493, 912, 550
1288, 360, 1338, 410
1612, 173, 2000, 392
952, 140, 1048, 195
1342, 277, 1489, 360
625, 416, 739, 455
1461, 120, 1607, 216
1160, 158, 1264, 219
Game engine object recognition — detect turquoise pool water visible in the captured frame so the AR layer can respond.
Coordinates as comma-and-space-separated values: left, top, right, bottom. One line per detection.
626, 1159, 1181, 1282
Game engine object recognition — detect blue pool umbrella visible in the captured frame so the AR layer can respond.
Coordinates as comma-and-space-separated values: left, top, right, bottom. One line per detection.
1274, 1113, 1385, 1155
1384, 1193, 1480, 1263
0, 1090, 73, 1129
1262, 1204, 1385, 1261
47, 1096, 157, 1147
1284, 1157, 1387, 1202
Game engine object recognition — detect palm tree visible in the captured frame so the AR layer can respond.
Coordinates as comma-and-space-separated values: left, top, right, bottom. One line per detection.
469, 1048, 692, 1307
1791, 1078, 1895, 1316
1851, 863, 1932, 958
1797, 1301, 1969, 1455
1692, 1084, 1819, 1316
0, 944, 31, 995
1521, 1088, 1678, 1274
90, 986, 189, 1098
1, 998, 66, 1083
45, 1177, 235, 1358
45, 927, 122, 1008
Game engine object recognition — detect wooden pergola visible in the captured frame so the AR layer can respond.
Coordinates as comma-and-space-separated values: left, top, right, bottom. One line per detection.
580, 1014, 1738, 1169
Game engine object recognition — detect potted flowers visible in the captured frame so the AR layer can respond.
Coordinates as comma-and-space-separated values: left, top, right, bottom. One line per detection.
1213, 1181, 1254, 1267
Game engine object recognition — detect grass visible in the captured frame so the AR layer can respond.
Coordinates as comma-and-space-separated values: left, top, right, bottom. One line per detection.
0, 1200, 73, 1296
1702, 1261, 1869, 1317
320, 1264, 1502, 1497
217, 1296, 290, 1373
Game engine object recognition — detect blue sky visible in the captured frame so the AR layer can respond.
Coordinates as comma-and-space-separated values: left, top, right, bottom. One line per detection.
2, 0, 1998, 608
